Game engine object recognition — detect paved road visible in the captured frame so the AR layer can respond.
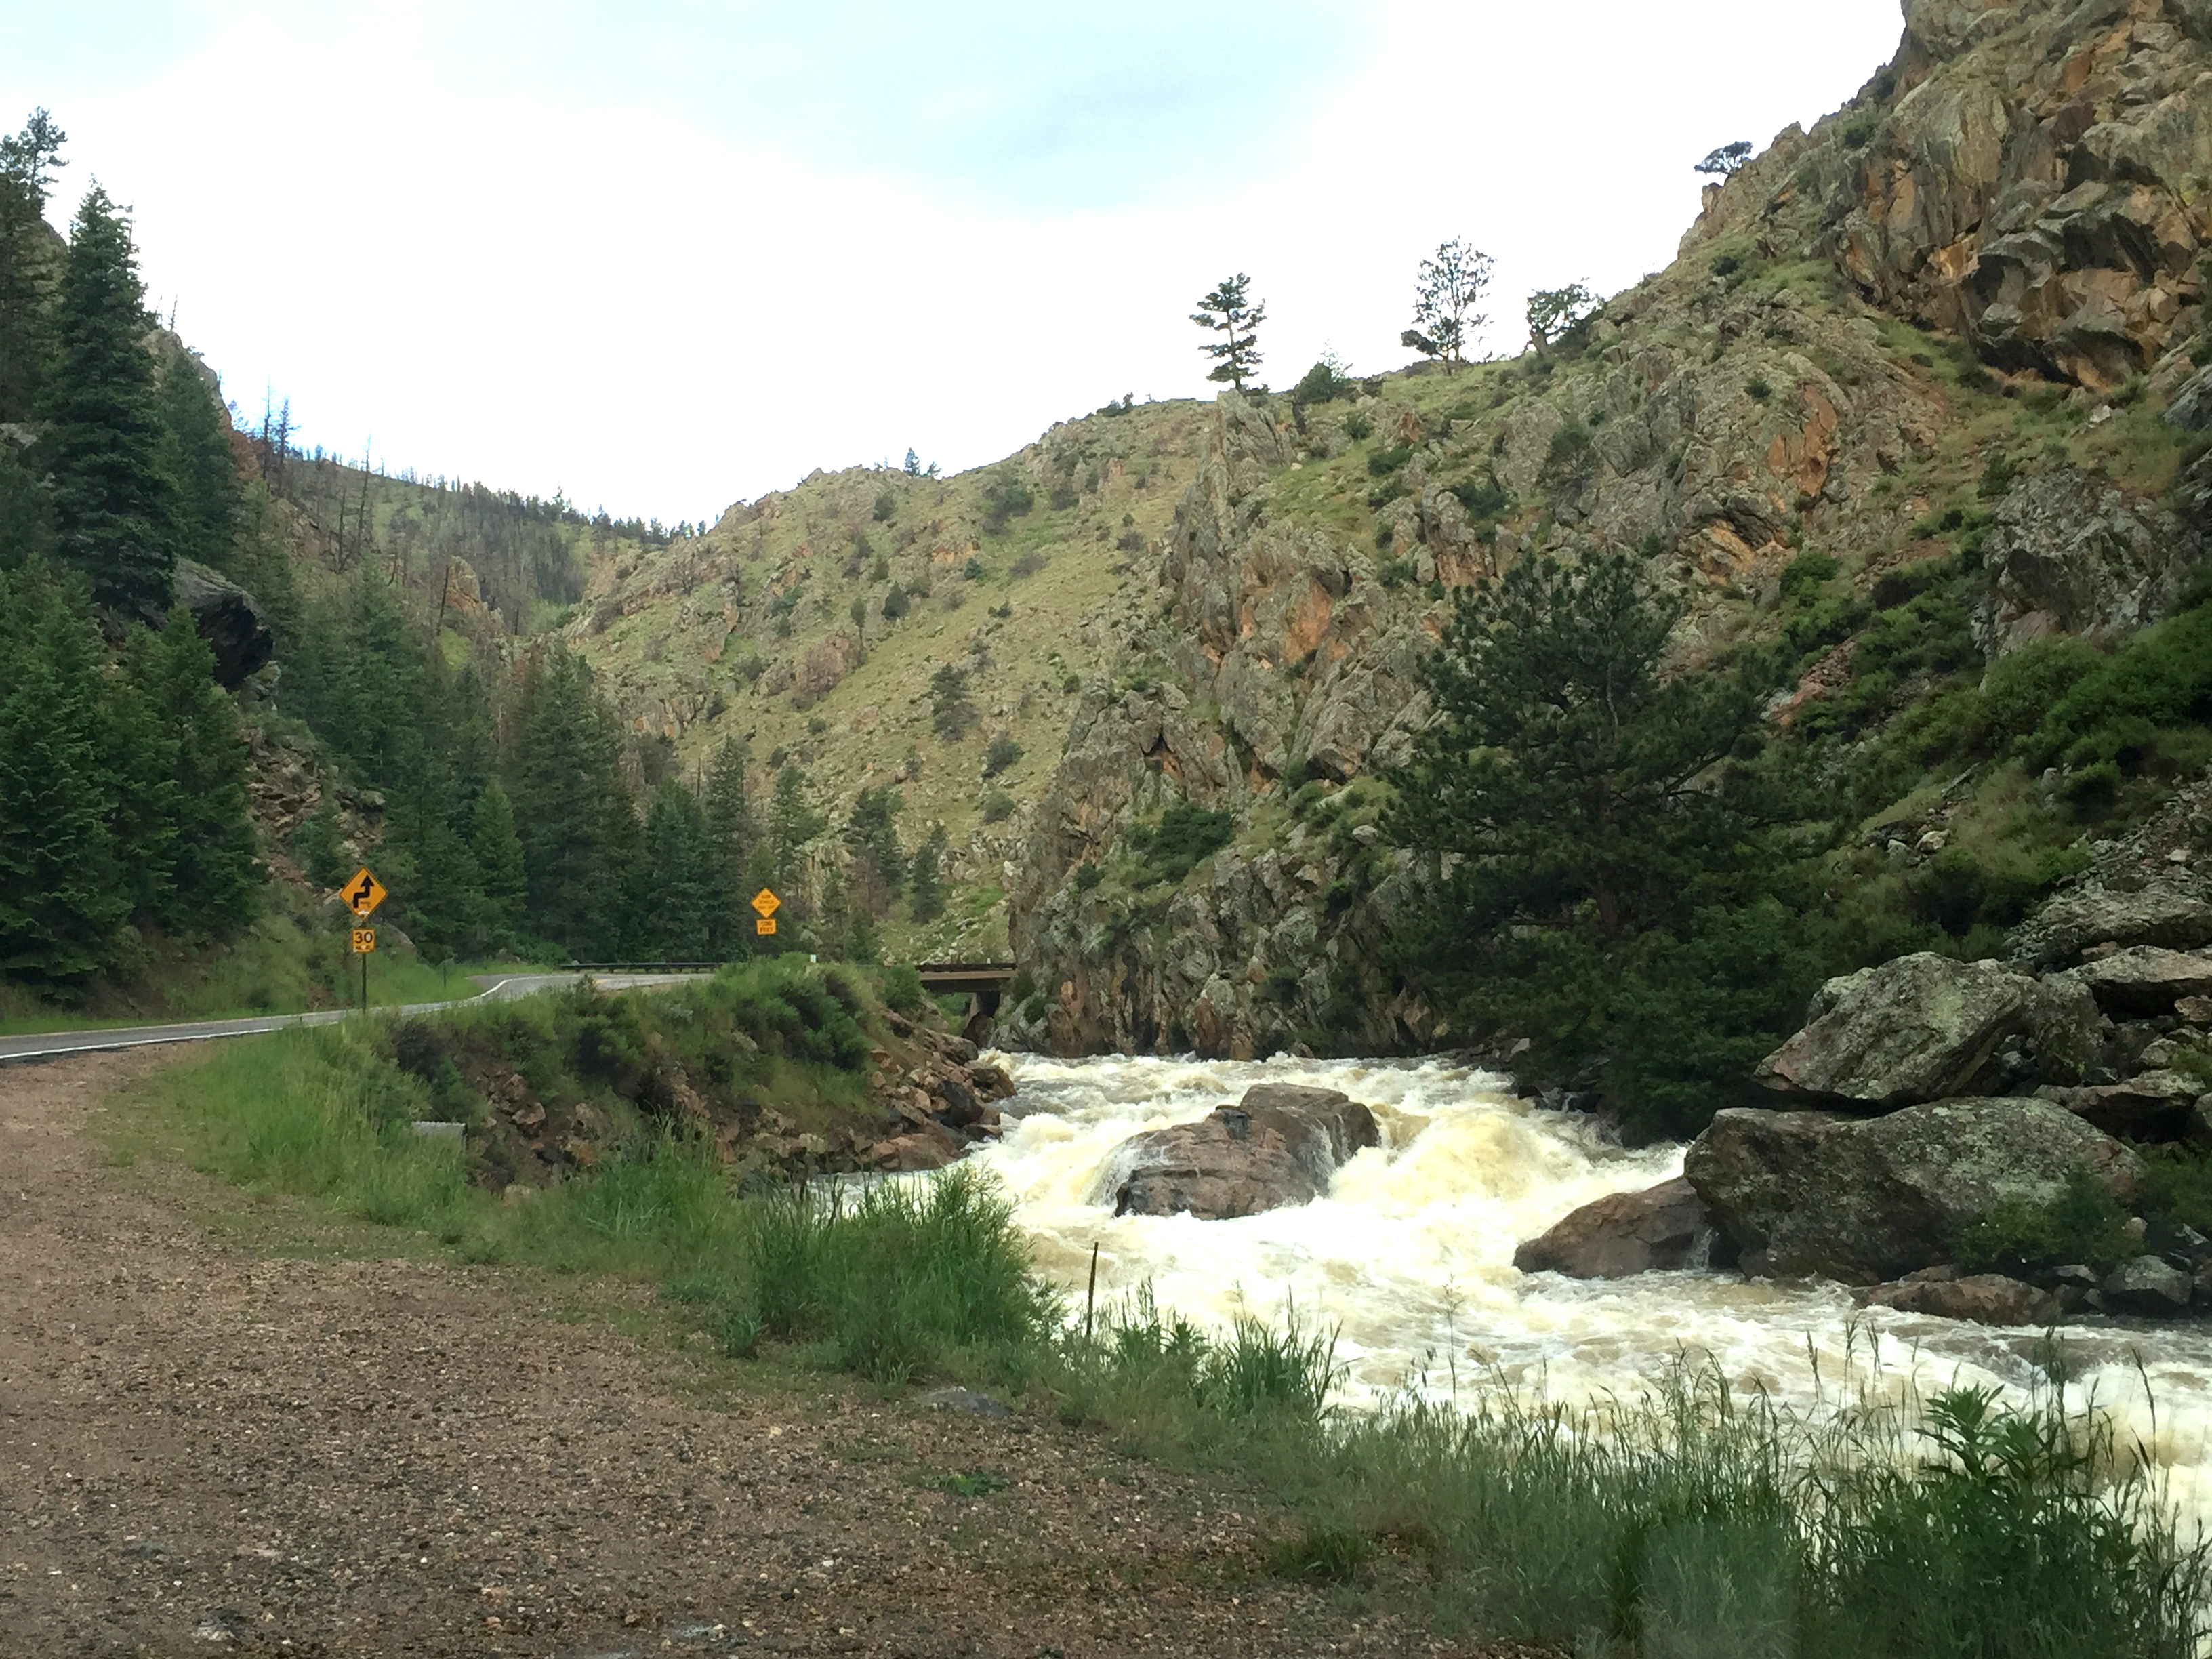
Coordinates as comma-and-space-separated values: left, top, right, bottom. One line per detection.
0, 972, 710, 1064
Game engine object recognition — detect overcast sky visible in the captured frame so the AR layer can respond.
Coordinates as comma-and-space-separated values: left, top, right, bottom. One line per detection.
6, 1, 1903, 523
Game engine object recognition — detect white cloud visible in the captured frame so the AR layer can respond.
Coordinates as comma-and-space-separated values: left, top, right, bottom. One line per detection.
3, 1, 1903, 519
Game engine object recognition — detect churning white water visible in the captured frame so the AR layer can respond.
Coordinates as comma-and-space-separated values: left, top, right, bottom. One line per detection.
974, 1050, 2212, 1525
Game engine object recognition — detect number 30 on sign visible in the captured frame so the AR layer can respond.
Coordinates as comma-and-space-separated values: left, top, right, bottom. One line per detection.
351, 928, 376, 954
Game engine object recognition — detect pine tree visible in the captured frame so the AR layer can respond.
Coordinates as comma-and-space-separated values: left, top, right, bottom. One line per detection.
100, 634, 177, 918
0, 108, 65, 426
765, 762, 825, 915
0, 559, 124, 984
131, 606, 259, 935
638, 780, 719, 960
155, 348, 243, 573
703, 737, 758, 952
908, 823, 948, 922
295, 785, 348, 890
842, 785, 905, 917
1191, 274, 1266, 391
510, 647, 636, 958
40, 186, 173, 617
470, 779, 526, 945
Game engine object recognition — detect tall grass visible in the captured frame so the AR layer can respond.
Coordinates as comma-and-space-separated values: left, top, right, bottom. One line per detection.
122, 1015, 2211, 1658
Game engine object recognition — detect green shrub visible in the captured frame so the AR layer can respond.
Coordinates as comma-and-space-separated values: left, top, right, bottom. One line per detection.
1448, 474, 1509, 519
1953, 1168, 2135, 1275
1071, 861, 1102, 893
1779, 550, 1839, 602
1128, 804, 1236, 885
878, 962, 925, 1015
981, 731, 1023, 778
1376, 557, 1415, 589
980, 789, 1016, 823
1367, 441, 1414, 478
1019, 991, 1048, 1023
1747, 376, 1774, 401
1289, 359, 1355, 405
1341, 410, 1373, 441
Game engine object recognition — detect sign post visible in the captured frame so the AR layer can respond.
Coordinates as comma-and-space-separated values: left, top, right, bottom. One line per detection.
340, 867, 388, 1015
751, 886, 779, 941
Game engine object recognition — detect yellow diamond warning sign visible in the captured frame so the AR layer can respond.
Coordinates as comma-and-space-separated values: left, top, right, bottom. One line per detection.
341, 867, 387, 918
750, 888, 780, 918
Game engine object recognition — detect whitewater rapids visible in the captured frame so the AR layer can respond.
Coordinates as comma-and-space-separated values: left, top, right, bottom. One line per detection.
972, 1050, 2212, 1528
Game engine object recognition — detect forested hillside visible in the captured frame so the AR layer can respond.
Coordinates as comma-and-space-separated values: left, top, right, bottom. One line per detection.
0, 112, 804, 1018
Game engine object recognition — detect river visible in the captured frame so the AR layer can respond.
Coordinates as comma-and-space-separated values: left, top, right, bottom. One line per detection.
973, 1050, 2212, 1525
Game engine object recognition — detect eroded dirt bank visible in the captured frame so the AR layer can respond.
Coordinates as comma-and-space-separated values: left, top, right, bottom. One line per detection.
0, 1050, 1492, 1659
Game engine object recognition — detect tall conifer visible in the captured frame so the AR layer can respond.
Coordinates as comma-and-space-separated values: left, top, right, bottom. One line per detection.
0, 560, 124, 983
41, 186, 172, 617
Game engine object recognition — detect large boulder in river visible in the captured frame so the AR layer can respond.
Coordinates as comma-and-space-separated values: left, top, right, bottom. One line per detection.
1512, 1176, 1734, 1279
1683, 1099, 2142, 1282
1755, 954, 2101, 1109
1109, 1084, 1378, 1220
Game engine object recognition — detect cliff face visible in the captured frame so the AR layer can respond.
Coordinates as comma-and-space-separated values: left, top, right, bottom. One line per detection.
1003, 0, 2212, 1059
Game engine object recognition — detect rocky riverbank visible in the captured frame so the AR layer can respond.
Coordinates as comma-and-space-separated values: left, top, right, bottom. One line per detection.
1515, 788, 2212, 1325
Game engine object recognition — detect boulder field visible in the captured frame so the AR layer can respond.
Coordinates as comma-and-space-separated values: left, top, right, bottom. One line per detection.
1515, 862, 2212, 1328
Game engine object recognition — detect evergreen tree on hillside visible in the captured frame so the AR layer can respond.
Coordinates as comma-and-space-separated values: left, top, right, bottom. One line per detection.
765, 763, 825, 915
703, 737, 760, 951
1191, 274, 1265, 392
0, 560, 124, 984
638, 780, 720, 960
129, 606, 259, 934
842, 785, 905, 918
155, 348, 243, 574
295, 787, 347, 890
0, 108, 65, 426
908, 822, 948, 923
1385, 550, 1826, 1139
40, 186, 173, 617
510, 647, 635, 959
470, 779, 526, 945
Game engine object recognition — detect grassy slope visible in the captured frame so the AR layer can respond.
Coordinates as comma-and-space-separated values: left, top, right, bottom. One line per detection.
568, 401, 1216, 958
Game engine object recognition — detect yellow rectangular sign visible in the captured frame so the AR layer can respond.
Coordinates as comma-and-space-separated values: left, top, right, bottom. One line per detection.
341, 867, 387, 918
350, 928, 376, 954
755, 917, 777, 935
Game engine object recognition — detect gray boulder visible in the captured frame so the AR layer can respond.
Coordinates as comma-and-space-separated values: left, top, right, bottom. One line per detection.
1685, 1098, 2142, 1282
173, 558, 275, 688
1858, 1271, 2060, 1328
1109, 1084, 1379, 1219
2065, 946, 2212, 1017
2039, 1071, 2206, 1143
1973, 470, 2196, 659
2102, 1255, 2194, 1317
1512, 1176, 1732, 1279
2012, 881, 2212, 969
1755, 954, 2101, 1109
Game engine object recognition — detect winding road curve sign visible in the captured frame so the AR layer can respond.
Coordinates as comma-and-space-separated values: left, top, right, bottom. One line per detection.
341, 867, 387, 918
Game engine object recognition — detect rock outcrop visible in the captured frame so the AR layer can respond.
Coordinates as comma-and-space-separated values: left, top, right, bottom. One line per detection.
1108, 1084, 1379, 1219
1683, 1097, 2142, 1281
1512, 1176, 1734, 1278
2066, 945, 2212, 1015
1754, 953, 2102, 1107
1973, 468, 2199, 657
173, 558, 275, 688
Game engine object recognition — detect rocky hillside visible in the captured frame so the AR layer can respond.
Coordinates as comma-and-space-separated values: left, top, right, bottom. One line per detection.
564, 401, 1215, 957
997, 0, 2212, 1057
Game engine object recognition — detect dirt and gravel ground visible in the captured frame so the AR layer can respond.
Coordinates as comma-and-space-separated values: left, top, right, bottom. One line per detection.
0, 1050, 1516, 1659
